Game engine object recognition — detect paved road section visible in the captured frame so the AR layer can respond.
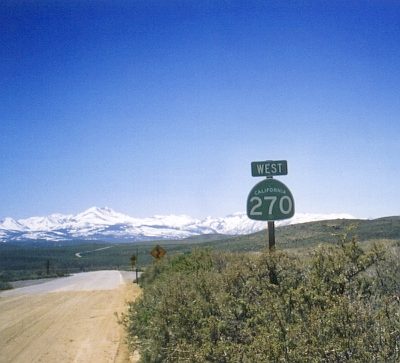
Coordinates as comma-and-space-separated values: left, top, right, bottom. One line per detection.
0, 271, 140, 363
1, 270, 125, 297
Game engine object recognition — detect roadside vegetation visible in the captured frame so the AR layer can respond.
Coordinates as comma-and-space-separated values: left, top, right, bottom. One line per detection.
1, 217, 399, 284
124, 234, 400, 362
0, 279, 12, 290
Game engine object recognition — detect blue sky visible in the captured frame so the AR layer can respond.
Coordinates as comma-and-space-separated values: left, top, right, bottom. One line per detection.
1, 1, 399, 219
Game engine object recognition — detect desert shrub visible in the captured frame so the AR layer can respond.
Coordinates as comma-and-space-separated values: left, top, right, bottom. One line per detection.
0, 271, 12, 290
124, 242, 400, 362
0, 281, 12, 290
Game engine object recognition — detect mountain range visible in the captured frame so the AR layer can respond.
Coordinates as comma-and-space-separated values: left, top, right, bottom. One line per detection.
0, 207, 355, 242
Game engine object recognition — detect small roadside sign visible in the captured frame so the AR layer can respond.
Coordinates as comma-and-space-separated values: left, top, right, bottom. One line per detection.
150, 245, 166, 260
251, 160, 287, 177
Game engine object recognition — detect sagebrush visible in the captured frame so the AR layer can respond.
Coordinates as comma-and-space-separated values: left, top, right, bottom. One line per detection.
124, 239, 400, 362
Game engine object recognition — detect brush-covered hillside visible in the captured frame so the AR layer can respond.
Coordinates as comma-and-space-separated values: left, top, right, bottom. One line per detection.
1, 216, 399, 284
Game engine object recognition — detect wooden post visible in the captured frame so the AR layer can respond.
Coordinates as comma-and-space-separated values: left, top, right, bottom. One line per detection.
135, 248, 139, 284
268, 221, 275, 252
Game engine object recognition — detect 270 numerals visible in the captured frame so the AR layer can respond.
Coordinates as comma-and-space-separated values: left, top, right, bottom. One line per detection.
249, 196, 293, 216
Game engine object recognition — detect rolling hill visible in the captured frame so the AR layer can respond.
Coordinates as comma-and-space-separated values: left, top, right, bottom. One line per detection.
1, 216, 399, 283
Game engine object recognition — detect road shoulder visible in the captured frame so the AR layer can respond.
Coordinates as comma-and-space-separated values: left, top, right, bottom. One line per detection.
0, 273, 142, 363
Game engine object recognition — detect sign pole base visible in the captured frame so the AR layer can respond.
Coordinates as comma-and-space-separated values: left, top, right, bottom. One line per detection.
268, 221, 275, 252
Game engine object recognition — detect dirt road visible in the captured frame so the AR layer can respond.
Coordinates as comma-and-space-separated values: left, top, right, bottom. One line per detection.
0, 271, 141, 363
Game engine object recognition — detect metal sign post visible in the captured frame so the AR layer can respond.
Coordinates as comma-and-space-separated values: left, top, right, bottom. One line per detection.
135, 248, 139, 284
130, 252, 139, 284
268, 221, 275, 251
247, 160, 294, 251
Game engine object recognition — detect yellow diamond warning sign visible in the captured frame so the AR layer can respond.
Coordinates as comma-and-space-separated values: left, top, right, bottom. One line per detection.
150, 245, 166, 260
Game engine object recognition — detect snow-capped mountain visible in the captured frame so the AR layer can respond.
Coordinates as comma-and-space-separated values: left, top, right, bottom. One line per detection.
0, 207, 355, 242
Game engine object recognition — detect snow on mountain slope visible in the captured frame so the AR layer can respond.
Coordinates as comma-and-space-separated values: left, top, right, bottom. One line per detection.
0, 207, 355, 242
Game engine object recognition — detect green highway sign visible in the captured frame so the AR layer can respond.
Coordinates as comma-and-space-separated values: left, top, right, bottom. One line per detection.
251, 160, 287, 177
247, 178, 294, 221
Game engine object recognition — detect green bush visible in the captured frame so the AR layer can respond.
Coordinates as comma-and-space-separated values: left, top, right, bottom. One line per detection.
0, 280, 12, 290
124, 242, 400, 362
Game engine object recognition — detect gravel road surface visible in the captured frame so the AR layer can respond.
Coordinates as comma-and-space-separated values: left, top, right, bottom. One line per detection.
0, 271, 140, 363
